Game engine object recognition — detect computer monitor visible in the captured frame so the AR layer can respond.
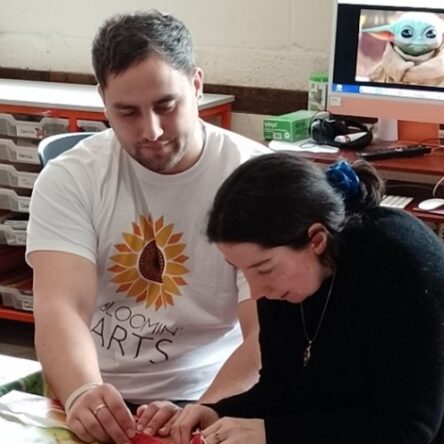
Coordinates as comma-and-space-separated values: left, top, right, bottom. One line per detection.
328, 0, 444, 143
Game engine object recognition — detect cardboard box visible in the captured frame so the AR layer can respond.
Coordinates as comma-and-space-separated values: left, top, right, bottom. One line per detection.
263, 110, 320, 142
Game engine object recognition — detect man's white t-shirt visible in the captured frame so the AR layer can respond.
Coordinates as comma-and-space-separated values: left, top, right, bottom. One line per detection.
26, 122, 268, 403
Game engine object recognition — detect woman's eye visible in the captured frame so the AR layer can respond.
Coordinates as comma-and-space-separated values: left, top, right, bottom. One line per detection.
257, 269, 272, 276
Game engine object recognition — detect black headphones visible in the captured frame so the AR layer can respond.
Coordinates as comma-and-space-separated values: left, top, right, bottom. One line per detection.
311, 117, 373, 150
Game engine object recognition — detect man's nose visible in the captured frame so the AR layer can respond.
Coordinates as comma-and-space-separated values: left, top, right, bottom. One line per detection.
142, 112, 164, 141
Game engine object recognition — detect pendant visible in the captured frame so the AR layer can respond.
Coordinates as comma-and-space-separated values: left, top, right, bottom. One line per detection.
303, 342, 312, 367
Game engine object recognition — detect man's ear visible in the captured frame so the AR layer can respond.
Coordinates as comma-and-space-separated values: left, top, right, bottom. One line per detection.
193, 67, 204, 100
308, 223, 328, 255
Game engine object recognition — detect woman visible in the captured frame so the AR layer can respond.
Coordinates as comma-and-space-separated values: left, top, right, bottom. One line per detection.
170, 153, 444, 444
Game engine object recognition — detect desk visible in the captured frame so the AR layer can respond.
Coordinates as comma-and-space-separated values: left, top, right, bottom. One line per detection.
0, 355, 41, 397
295, 144, 444, 180
293, 144, 444, 231
0, 78, 235, 130
0, 390, 173, 443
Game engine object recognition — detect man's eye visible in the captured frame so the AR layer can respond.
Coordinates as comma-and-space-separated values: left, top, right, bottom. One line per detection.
119, 110, 137, 117
155, 102, 176, 113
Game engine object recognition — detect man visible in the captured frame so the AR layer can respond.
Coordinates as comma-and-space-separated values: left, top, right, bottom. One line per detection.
26, 11, 267, 444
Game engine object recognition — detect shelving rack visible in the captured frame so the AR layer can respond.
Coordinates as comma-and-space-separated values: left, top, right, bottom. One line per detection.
0, 78, 234, 323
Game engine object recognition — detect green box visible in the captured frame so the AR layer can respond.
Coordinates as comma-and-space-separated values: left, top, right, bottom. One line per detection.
263, 110, 318, 142
308, 72, 328, 112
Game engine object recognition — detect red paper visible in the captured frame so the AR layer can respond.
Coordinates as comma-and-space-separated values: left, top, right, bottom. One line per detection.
131, 433, 167, 444
190, 431, 205, 444
131, 430, 204, 444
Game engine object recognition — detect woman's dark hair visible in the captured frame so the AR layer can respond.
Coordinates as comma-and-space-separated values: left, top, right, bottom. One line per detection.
92, 10, 196, 88
207, 153, 384, 265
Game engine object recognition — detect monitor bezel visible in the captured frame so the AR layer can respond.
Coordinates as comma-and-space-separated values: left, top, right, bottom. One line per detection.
327, 0, 444, 125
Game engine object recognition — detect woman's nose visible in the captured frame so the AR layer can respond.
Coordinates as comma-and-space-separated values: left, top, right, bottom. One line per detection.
248, 280, 268, 300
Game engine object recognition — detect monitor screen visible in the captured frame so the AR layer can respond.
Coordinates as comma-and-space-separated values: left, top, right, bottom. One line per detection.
328, 0, 444, 138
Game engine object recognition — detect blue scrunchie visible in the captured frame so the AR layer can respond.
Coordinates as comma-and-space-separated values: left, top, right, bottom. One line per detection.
325, 160, 360, 199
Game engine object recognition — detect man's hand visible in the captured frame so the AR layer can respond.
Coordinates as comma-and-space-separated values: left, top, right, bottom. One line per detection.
136, 401, 182, 437
66, 383, 136, 443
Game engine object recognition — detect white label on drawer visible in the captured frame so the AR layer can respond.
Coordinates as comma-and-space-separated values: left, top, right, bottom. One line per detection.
5, 230, 26, 245
18, 197, 30, 212
18, 174, 37, 188
16, 123, 40, 139
15, 147, 39, 164
4, 220, 28, 228
20, 296, 34, 311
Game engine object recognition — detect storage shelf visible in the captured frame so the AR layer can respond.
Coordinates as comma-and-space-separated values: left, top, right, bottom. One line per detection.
0, 79, 234, 324
0, 303, 33, 323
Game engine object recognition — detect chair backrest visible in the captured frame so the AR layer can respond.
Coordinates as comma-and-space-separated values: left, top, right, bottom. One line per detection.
38, 132, 95, 166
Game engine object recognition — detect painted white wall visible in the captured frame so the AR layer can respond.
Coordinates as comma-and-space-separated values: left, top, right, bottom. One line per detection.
0, 0, 333, 91
231, 112, 271, 142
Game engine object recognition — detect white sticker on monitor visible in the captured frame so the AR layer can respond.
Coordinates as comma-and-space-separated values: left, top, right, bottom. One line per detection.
329, 96, 342, 106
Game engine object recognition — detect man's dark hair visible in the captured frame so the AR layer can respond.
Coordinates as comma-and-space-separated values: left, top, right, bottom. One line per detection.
92, 10, 196, 88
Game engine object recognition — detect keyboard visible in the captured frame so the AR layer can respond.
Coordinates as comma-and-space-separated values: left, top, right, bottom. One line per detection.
358, 144, 432, 160
380, 195, 413, 209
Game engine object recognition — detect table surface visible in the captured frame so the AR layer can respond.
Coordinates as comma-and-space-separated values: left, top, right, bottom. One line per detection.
293, 143, 444, 178
0, 390, 174, 443
0, 354, 41, 385
276, 142, 444, 224
0, 78, 234, 113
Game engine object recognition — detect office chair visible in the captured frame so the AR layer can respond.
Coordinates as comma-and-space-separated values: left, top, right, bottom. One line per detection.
38, 132, 95, 166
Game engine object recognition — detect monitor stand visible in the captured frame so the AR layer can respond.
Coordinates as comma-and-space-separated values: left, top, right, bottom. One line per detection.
375, 118, 440, 145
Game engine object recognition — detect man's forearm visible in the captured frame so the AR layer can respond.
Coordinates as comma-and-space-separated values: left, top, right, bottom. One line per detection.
35, 305, 102, 404
198, 332, 261, 403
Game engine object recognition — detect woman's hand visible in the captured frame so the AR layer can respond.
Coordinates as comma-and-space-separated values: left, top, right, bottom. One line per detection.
135, 400, 182, 436
66, 383, 136, 444
170, 404, 219, 444
202, 417, 265, 444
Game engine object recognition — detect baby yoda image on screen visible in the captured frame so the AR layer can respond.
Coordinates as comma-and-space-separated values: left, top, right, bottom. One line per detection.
358, 11, 444, 86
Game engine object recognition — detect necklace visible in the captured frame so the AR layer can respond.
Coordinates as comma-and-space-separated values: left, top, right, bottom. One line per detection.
300, 274, 335, 367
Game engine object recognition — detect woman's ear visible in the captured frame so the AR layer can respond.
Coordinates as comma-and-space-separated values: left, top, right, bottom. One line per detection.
308, 223, 328, 255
